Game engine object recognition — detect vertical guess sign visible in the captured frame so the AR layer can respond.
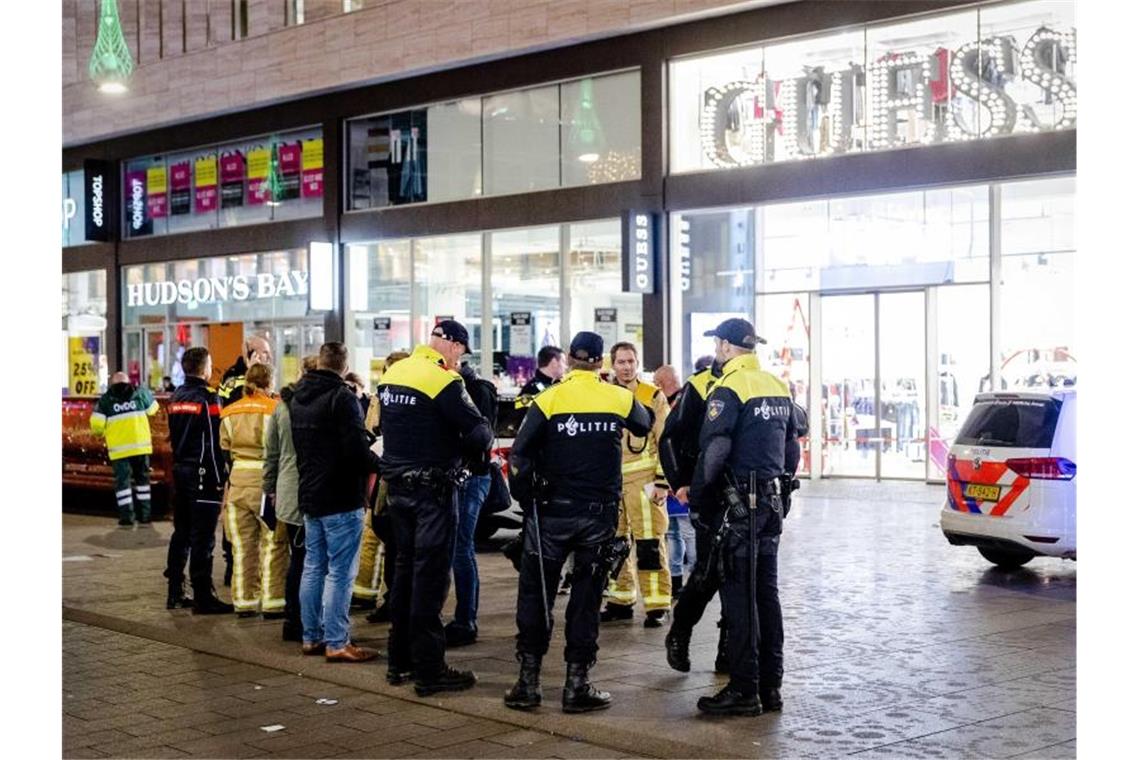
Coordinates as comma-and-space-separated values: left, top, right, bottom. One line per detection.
622, 211, 657, 294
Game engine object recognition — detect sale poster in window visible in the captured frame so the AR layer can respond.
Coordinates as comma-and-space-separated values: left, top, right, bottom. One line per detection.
69, 337, 100, 396
194, 154, 218, 213
146, 166, 168, 219
169, 161, 191, 215
302, 138, 324, 198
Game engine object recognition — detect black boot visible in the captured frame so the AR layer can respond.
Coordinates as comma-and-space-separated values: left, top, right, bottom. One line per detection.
414, 664, 477, 697
714, 620, 729, 674
697, 685, 761, 716
644, 609, 667, 628
504, 653, 543, 710
665, 627, 691, 672
562, 662, 611, 713
366, 602, 391, 624
599, 603, 633, 623
671, 575, 683, 600
192, 590, 234, 615
166, 581, 193, 610
759, 687, 783, 712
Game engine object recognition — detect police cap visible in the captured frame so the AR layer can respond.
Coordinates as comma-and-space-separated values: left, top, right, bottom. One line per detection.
569, 331, 605, 363
432, 319, 470, 352
704, 317, 767, 349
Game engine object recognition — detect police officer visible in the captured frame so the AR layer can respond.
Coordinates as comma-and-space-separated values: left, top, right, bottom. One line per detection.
504, 331, 652, 713
660, 357, 734, 674
509, 345, 565, 431
688, 318, 799, 716
164, 347, 234, 614
378, 320, 493, 696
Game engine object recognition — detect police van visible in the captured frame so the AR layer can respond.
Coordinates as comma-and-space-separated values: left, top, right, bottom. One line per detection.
940, 390, 1076, 569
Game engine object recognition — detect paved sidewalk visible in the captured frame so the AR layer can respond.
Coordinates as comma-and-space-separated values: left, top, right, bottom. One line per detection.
63, 480, 1076, 758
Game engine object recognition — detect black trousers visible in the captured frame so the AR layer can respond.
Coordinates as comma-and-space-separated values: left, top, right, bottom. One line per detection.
165, 468, 223, 599
719, 499, 784, 697
515, 504, 618, 665
386, 481, 458, 679
284, 522, 307, 632
671, 517, 720, 632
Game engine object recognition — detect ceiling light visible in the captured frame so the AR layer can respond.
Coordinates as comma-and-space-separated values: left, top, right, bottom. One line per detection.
88, 0, 135, 95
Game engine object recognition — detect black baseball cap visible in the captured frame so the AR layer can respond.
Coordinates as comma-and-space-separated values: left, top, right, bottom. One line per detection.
432, 319, 470, 352
703, 317, 766, 349
569, 331, 604, 363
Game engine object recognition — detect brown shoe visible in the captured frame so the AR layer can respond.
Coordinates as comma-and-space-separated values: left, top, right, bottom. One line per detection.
326, 643, 379, 663
302, 642, 327, 656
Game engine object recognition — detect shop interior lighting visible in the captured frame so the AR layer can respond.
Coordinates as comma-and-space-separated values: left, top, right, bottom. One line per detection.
308, 242, 335, 312
88, 0, 135, 94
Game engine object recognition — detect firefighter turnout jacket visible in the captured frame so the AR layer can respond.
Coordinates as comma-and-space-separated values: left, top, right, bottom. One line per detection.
689, 354, 800, 512
509, 369, 652, 506
89, 382, 159, 460
219, 392, 278, 485
167, 376, 228, 486
377, 345, 493, 479
619, 379, 669, 489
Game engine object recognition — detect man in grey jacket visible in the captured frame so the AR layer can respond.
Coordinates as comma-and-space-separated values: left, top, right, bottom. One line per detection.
263, 356, 318, 642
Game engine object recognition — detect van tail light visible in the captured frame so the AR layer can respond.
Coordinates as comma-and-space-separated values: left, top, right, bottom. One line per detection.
1006, 457, 1076, 480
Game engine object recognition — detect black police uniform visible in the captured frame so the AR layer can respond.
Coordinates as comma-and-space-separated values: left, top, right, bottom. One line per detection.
690, 351, 800, 715
659, 363, 736, 673
164, 376, 233, 613
377, 340, 492, 695
505, 335, 652, 713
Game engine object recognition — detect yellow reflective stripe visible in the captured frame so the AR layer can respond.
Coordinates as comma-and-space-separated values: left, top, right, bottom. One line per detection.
261, 598, 285, 611
227, 505, 256, 610
370, 545, 383, 590
639, 490, 654, 537
622, 457, 656, 475
607, 587, 636, 603
232, 460, 264, 470
352, 584, 382, 598
644, 573, 671, 609
107, 443, 153, 458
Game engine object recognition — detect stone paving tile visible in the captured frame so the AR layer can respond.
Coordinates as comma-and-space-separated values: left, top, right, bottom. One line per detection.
64, 480, 1077, 759
851, 707, 1077, 759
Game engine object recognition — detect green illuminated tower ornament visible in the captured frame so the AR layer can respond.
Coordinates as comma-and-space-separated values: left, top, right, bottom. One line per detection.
570, 78, 605, 164
266, 141, 284, 207
88, 0, 135, 94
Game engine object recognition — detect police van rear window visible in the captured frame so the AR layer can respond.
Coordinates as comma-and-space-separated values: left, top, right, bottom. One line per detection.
955, 397, 1062, 449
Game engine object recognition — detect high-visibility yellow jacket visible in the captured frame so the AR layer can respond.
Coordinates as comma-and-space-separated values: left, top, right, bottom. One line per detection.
617, 378, 669, 488
90, 383, 159, 460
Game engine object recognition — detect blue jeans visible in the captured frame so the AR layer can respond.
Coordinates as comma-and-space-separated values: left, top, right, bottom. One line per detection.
450, 474, 490, 629
300, 509, 364, 650
667, 513, 697, 579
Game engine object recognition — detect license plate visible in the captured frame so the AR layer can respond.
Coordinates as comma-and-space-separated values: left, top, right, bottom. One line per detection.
965, 483, 1001, 502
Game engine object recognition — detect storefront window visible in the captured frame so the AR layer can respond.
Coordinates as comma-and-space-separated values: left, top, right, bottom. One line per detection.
999, 176, 1075, 389
567, 220, 643, 357
560, 73, 641, 187
122, 249, 320, 390
346, 241, 412, 388
491, 227, 560, 388
758, 185, 990, 293
414, 235, 483, 364
756, 292, 810, 474
668, 0, 1076, 174
62, 170, 89, 247
124, 127, 323, 239
346, 71, 640, 208
484, 86, 561, 197
930, 283, 991, 479
62, 270, 109, 395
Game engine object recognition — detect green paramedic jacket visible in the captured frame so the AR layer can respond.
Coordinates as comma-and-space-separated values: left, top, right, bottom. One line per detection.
89, 382, 159, 460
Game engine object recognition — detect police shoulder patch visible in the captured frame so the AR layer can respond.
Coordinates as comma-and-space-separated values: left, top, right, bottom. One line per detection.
707, 399, 725, 421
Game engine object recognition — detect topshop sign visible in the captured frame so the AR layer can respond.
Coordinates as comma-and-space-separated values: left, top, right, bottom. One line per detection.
126, 271, 309, 308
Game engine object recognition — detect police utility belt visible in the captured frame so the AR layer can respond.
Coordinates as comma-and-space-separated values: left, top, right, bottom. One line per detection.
535, 497, 619, 519
721, 475, 782, 522
391, 466, 470, 494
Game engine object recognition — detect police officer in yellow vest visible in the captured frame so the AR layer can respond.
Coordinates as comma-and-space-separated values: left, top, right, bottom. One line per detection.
600, 342, 672, 627
219, 363, 289, 618
378, 321, 493, 695
505, 331, 652, 712
90, 372, 160, 526
688, 318, 800, 716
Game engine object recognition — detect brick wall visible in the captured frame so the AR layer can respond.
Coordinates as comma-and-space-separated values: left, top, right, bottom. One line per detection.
64, 0, 771, 146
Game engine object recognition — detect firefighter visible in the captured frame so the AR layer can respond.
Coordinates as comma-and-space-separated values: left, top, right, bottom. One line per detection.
688, 318, 800, 716
90, 371, 160, 527
600, 342, 672, 627
164, 347, 233, 614
219, 363, 289, 618
378, 321, 493, 696
504, 331, 653, 713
